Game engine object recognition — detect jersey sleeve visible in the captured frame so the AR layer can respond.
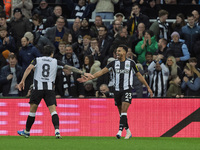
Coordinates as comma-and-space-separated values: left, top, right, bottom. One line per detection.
106, 61, 115, 70
31, 58, 36, 66
131, 60, 139, 73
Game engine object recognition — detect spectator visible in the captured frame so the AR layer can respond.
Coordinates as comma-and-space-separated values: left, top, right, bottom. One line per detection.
24, 31, 54, 53
32, 0, 53, 19
181, 63, 200, 97
192, 10, 200, 26
44, 16, 70, 54
65, 0, 95, 19
96, 84, 111, 98
0, 27, 16, 53
127, 4, 150, 35
97, 25, 113, 66
90, 15, 103, 38
82, 55, 101, 90
121, 0, 137, 19
109, 27, 131, 56
142, 51, 153, 84
168, 31, 190, 70
18, 37, 41, 96
9, 8, 32, 50
90, 0, 119, 19
107, 19, 123, 39
188, 57, 200, 72
130, 22, 145, 53
142, 0, 161, 19
3, 0, 11, 19
12, 0, 33, 19
0, 53, 22, 97
135, 30, 158, 64
83, 80, 96, 97
85, 38, 101, 60
62, 33, 73, 45
165, 56, 183, 83
180, 13, 200, 57
32, 14, 46, 35
79, 18, 94, 38
70, 17, 81, 43
148, 55, 169, 97
0, 12, 10, 30
154, 38, 169, 64
171, 13, 186, 33
44, 5, 68, 29
150, 9, 170, 41
166, 75, 183, 98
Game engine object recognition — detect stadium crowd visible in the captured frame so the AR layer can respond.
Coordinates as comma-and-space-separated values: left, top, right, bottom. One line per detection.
1, 0, 200, 98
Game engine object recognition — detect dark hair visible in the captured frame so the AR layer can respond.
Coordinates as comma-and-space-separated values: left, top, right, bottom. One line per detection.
158, 9, 169, 17
84, 55, 94, 69
99, 25, 108, 32
145, 51, 153, 56
118, 44, 128, 52
189, 57, 197, 63
132, 3, 140, 8
171, 75, 178, 81
143, 30, 154, 37
187, 13, 194, 18
32, 14, 43, 24
8, 53, 17, 60
42, 45, 55, 56
0, 11, 6, 19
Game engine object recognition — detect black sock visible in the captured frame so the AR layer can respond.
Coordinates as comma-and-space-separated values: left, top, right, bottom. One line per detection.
119, 115, 127, 131
26, 116, 35, 132
52, 114, 59, 129
125, 118, 129, 130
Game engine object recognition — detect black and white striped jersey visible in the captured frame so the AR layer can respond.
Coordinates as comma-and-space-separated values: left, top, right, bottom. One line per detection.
31, 56, 65, 90
106, 58, 139, 91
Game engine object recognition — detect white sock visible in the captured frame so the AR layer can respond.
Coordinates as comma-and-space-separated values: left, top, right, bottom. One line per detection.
117, 130, 122, 136
126, 128, 131, 133
24, 130, 30, 134
55, 129, 60, 134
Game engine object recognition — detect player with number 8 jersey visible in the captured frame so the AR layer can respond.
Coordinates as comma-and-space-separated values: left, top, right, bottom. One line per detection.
17, 45, 94, 139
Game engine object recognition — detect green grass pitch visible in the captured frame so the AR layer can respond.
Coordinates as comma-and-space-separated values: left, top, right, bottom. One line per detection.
0, 136, 199, 150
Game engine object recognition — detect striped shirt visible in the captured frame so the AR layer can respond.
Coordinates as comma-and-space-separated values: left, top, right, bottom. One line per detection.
31, 56, 64, 90
106, 59, 139, 91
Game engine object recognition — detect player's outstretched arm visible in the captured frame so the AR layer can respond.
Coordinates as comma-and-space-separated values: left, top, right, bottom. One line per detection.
18, 64, 34, 91
136, 72, 153, 97
63, 64, 94, 79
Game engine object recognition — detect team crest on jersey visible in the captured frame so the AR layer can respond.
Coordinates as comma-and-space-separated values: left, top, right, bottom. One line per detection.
126, 64, 130, 68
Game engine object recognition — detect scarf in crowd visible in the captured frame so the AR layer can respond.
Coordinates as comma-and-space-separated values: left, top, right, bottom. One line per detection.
157, 17, 169, 40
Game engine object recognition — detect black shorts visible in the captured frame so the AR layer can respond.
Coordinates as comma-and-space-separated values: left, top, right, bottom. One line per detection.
114, 89, 132, 106
29, 90, 57, 107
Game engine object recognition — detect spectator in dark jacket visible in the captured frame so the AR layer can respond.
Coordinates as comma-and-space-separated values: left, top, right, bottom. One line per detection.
0, 53, 22, 97
32, 0, 53, 19
127, 4, 150, 36
8, 8, 32, 50
18, 37, 41, 96
180, 13, 200, 57
0, 26, 16, 53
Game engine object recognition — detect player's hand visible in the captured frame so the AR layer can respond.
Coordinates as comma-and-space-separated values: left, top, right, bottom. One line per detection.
148, 88, 153, 98
77, 76, 89, 83
18, 81, 25, 91
83, 73, 94, 80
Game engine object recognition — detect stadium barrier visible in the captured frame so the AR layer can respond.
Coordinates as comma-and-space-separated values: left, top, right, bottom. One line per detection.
0, 98, 199, 137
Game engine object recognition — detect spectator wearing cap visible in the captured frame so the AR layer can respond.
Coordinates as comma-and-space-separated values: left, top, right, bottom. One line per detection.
0, 26, 16, 53
44, 16, 70, 54
90, 0, 119, 19
8, 8, 32, 49
150, 9, 170, 41
32, 0, 53, 19
127, 3, 150, 35
24, 31, 54, 53
12, 0, 33, 19
167, 31, 190, 70
135, 30, 158, 64
44, 5, 68, 29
